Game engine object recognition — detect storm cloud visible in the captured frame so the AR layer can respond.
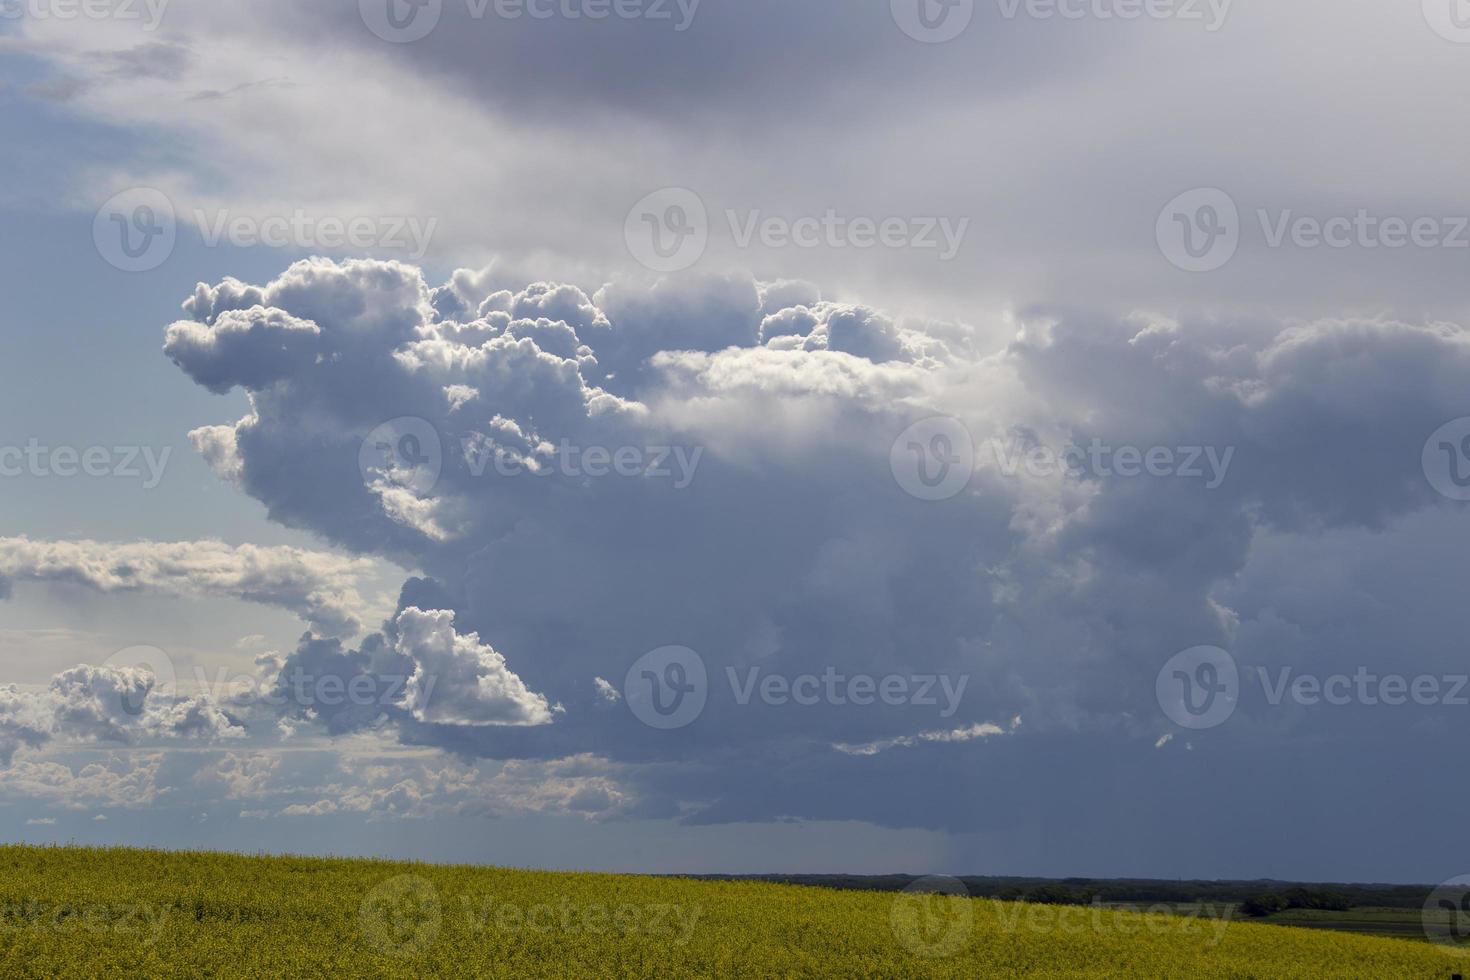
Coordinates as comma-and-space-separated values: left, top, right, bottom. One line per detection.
153, 256, 1470, 839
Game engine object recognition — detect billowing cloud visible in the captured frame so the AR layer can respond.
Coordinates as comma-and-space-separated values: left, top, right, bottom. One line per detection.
394, 607, 556, 727
273, 753, 631, 822
832, 718, 1019, 757
164, 305, 321, 394
13, 0, 1470, 320
0, 664, 244, 766
0, 755, 169, 811
150, 256, 1470, 842
0, 536, 375, 636
7, 0, 1470, 880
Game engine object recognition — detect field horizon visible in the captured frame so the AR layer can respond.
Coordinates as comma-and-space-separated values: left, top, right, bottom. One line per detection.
10, 838, 1448, 892
6, 2, 1470, 974
0, 843, 1461, 977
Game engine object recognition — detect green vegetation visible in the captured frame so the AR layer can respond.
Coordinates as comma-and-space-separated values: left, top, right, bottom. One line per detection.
0, 845, 1457, 978
1240, 888, 1353, 918
693, 873, 1438, 910
1258, 906, 1446, 941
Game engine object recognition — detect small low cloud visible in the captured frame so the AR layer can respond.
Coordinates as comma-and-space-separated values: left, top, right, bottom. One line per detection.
0, 536, 376, 637
0, 663, 244, 766
396, 608, 557, 727
832, 718, 1020, 757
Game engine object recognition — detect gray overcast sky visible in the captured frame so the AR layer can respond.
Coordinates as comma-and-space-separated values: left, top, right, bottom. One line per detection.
1, 0, 1469, 884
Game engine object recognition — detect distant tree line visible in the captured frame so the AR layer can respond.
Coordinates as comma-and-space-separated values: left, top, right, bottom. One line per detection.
679, 875, 1429, 910
1239, 888, 1354, 917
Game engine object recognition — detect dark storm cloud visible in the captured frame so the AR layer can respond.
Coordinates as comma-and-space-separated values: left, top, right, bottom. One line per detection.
160, 257, 1470, 838
280, 0, 1107, 126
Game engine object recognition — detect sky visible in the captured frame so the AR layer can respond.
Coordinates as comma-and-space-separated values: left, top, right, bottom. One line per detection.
1, 0, 1469, 885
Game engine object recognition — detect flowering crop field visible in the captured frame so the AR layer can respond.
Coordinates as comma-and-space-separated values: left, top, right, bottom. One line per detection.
0, 845, 1454, 978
